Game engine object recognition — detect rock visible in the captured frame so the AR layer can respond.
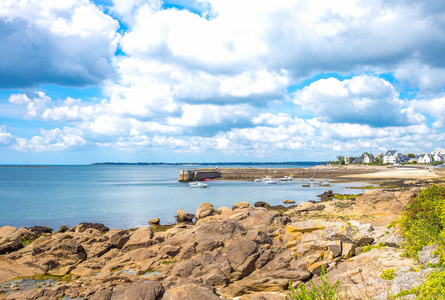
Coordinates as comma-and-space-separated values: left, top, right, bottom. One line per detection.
245, 293, 286, 300
218, 207, 231, 214
379, 229, 404, 248
286, 220, 331, 234
283, 199, 295, 204
122, 226, 154, 251
148, 218, 160, 225
105, 229, 130, 249
58, 225, 68, 233
293, 202, 325, 212
418, 244, 440, 266
73, 223, 109, 233
28, 226, 53, 236
195, 203, 217, 220
232, 201, 252, 210
269, 205, 286, 210
341, 242, 356, 259
254, 201, 269, 208
0, 226, 36, 254
109, 282, 164, 300
176, 209, 195, 223
0, 256, 42, 283
160, 245, 181, 257
162, 279, 221, 300
317, 190, 334, 200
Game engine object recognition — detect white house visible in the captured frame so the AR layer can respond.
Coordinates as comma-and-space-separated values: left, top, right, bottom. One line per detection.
363, 154, 374, 164
383, 150, 398, 164
418, 153, 433, 164
433, 153, 444, 162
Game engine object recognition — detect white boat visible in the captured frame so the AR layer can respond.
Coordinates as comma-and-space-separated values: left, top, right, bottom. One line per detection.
321, 179, 330, 186
264, 179, 278, 184
280, 176, 289, 181
189, 182, 210, 188
254, 179, 262, 182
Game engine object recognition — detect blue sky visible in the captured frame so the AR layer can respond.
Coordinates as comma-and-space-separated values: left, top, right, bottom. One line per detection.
1, 0, 445, 164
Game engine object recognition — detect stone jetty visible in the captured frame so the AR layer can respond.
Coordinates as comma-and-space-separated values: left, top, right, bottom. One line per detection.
178, 165, 393, 182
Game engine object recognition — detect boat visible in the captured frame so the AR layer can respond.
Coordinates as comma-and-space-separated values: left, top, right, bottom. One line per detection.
320, 179, 330, 186
254, 179, 262, 182
280, 176, 291, 181
264, 179, 278, 184
302, 184, 310, 187
189, 182, 210, 188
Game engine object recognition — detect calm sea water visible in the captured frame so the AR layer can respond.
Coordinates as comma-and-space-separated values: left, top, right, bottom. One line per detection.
0, 165, 374, 230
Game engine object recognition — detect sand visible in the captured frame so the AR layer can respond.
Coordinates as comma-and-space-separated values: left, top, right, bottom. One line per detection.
341, 168, 440, 179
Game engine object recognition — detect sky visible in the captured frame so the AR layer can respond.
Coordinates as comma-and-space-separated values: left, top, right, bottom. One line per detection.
0, 0, 445, 164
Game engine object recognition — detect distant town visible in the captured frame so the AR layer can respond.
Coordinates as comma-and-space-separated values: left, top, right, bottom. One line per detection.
333, 149, 445, 165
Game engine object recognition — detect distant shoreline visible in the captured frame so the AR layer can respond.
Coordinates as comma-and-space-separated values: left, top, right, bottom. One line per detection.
91, 161, 326, 166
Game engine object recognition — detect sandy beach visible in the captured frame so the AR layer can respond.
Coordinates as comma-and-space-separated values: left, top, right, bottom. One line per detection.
341, 168, 441, 179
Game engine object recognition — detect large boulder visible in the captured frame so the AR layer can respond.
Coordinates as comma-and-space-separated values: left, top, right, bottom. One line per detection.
0, 226, 36, 254
110, 282, 164, 300
232, 201, 252, 210
176, 209, 195, 223
122, 226, 154, 251
195, 203, 217, 220
162, 279, 221, 300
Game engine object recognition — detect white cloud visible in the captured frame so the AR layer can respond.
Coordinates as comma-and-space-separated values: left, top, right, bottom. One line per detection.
293, 75, 426, 126
0, 0, 119, 87
12, 127, 86, 152
0, 127, 14, 145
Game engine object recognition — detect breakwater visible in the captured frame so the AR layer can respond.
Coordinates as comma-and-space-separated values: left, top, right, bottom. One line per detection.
178, 165, 386, 182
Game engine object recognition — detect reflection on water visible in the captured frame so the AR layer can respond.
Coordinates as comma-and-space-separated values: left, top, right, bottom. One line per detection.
0, 165, 377, 229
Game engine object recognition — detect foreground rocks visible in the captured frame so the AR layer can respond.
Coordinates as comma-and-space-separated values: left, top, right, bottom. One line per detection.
0, 189, 427, 299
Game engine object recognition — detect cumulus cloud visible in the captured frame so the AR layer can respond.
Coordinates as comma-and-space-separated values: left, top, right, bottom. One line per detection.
12, 127, 86, 152
293, 75, 426, 126
2, 0, 445, 159
0, 0, 119, 88
0, 126, 14, 145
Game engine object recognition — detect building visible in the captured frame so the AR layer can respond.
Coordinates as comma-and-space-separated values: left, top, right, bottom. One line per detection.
383, 150, 398, 164
363, 154, 374, 164
418, 153, 433, 164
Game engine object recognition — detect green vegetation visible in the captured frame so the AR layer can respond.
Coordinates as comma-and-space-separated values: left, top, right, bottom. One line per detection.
363, 242, 385, 253
380, 268, 396, 280
20, 237, 34, 247
399, 184, 445, 261
286, 267, 341, 300
398, 184, 445, 298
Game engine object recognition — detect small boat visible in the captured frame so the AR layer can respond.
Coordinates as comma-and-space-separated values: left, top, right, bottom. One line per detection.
302, 184, 310, 187
264, 179, 278, 184
321, 180, 330, 186
280, 176, 292, 181
189, 182, 210, 188
254, 179, 262, 182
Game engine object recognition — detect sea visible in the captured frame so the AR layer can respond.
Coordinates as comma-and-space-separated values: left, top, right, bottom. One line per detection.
0, 164, 375, 230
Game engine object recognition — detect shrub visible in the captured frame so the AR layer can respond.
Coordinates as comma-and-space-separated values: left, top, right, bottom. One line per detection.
286, 267, 341, 300
416, 269, 445, 299
399, 184, 445, 261
380, 268, 396, 280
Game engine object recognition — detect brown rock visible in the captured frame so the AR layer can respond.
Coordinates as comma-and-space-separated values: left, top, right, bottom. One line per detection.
109, 282, 164, 300
162, 281, 220, 300
283, 199, 296, 204
122, 226, 154, 251
148, 218, 160, 225
176, 209, 195, 222
342, 242, 356, 259
195, 202, 217, 220
232, 201, 252, 210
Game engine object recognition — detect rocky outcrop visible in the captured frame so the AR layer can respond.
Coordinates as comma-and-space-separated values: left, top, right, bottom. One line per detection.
0, 188, 427, 300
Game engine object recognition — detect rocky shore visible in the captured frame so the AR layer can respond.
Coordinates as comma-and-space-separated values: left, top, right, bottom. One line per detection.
0, 179, 443, 300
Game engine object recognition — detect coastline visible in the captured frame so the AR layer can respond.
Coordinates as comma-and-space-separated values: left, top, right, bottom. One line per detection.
0, 170, 444, 299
